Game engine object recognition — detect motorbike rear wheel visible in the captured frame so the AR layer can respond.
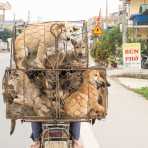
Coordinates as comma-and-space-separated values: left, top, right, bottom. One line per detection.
141, 58, 148, 69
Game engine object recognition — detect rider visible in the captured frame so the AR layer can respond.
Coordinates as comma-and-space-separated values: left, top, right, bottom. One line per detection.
30, 122, 83, 148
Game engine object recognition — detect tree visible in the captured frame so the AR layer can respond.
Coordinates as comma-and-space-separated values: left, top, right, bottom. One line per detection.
91, 26, 122, 65
0, 28, 12, 42
141, 40, 148, 55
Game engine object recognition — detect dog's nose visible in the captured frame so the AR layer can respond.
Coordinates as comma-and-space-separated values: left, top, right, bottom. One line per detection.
78, 53, 83, 57
96, 81, 105, 89
66, 37, 70, 41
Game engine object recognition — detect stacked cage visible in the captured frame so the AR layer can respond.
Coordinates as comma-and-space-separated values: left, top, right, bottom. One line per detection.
2, 21, 108, 122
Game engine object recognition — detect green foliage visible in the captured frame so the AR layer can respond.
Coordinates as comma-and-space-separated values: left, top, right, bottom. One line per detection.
91, 40, 110, 63
91, 26, 122, 64
137, 40, 148, 55
0, 28, 12, 42
128, 39, 148, 55
141, 40, 148, 55
134, 87, 148, 100
102, 27, 122, 54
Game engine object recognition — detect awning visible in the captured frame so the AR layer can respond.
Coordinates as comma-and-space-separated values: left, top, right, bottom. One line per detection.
130, 14, 148, 25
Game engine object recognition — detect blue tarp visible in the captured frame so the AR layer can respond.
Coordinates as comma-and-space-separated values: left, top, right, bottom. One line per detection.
130, 14, 148, 25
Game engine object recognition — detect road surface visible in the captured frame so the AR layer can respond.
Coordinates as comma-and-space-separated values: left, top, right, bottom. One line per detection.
92, 78, 148, 148
0, 53, 32, 148
1, 52, 148, 148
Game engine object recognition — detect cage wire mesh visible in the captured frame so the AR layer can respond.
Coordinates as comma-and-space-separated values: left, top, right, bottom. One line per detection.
3, 20, 108, 122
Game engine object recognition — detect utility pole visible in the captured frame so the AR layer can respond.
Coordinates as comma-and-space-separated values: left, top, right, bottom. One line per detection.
1, 9, 5, 28
106, 0, 108, 29
83, 21, 89, 67
27, 10, 30, 24
0, 8, 7, 29
0, 2, 11, 29
122, 0, 128, 43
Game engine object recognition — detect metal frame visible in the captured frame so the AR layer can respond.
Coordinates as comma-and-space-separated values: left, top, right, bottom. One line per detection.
3, 20, 108, 123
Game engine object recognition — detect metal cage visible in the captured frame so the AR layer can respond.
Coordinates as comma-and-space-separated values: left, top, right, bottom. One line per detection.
2, 20, 108, 122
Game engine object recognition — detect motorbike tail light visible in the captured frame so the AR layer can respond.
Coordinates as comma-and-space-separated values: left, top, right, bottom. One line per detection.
49, 130, 63, 138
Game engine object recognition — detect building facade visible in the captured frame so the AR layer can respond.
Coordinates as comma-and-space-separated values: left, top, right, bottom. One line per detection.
129, 0, 148, 15
127, 0, 148, 40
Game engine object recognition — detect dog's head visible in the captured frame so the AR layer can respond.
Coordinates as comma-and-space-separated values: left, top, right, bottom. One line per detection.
50, 23, 68, 40
8, 71, 23, 87
51, 22, 80, 42
83, 70, 106, 89
7, 71, 26, 98
65, 23, 80, 38
71, 39, 85, 58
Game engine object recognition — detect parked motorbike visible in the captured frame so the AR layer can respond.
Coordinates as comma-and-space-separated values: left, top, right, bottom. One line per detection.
141, 54, 148, 69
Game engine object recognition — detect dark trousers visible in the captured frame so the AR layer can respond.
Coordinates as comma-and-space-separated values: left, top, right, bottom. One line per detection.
31, 122, 80, 141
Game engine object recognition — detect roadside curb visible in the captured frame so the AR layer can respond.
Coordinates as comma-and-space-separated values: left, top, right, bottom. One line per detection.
111, 77, 148, 100
111, 77, 134, 91
109, 74, 148, 79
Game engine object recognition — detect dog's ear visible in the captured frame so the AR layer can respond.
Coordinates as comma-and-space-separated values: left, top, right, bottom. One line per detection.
99, 70, 106, 79
97, 70, 111, 87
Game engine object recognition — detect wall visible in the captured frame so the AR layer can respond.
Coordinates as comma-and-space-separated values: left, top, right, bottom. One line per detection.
130, 0, 148, 15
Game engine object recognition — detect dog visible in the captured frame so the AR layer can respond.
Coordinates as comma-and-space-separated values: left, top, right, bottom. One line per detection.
62, 38, 86, 68
14, 21, 84, 69
71, 39, 85, 58
4, 70, 53, 135
6, 70, 52, 116
44, 49, 66, 69
14, 22, 72, 69
64, 69, 105, 118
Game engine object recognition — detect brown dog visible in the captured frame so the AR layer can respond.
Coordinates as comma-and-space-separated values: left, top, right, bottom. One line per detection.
14, 22, 69, 69
6, 70, 52, 116
64, 69, 105, 118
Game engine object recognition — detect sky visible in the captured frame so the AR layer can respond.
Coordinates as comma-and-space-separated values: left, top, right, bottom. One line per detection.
2, 0, 120, 21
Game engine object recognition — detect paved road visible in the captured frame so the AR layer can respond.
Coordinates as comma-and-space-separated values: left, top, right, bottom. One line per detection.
0, 53, 32, 148
1, 53, 148, 148
0, 52, 99, 148
93, 78, 148, 148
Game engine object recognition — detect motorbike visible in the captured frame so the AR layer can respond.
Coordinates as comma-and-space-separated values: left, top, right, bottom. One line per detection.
41, 123, 72, 148
141, 54, 148, 69
2, 20, 108, 148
